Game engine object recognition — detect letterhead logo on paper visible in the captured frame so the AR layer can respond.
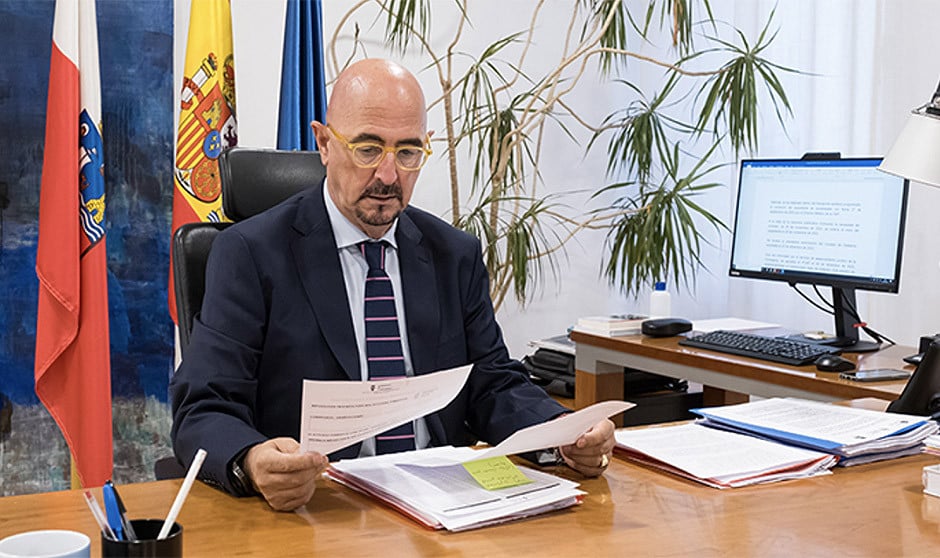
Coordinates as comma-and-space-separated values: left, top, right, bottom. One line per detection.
370, 382, 396, 394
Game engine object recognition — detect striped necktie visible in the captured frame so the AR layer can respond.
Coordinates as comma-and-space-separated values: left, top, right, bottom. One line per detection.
361, 241, 416, 454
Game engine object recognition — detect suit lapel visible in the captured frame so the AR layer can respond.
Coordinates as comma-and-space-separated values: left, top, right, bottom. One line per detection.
397, 214, 448, 445
396, 211, 440, 377
290, 185, 360, 380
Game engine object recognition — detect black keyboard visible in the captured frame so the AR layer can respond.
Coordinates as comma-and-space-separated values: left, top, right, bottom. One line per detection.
678, 330, 841, 366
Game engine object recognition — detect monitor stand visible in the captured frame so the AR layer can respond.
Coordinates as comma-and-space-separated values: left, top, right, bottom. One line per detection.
815, 287, 882, 353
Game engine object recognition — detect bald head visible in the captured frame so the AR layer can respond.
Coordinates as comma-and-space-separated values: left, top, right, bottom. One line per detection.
311, 59, 430, 239
326, 59, 427, 131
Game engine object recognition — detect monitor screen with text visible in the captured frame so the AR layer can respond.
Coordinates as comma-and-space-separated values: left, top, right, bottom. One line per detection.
729, 158, 909, 293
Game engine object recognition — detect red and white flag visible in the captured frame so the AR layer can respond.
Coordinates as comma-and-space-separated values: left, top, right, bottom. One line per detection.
35, 0, 113, 488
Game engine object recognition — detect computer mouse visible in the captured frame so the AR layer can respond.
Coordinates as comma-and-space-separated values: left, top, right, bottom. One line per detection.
814, 354, 855, 372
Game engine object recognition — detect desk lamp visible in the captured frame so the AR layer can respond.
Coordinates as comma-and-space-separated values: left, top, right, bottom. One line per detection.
880, 78, 940, 418
879, 78, 940, 188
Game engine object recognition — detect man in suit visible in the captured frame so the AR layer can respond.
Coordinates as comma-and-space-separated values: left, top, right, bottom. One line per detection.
171, 58, 615, 512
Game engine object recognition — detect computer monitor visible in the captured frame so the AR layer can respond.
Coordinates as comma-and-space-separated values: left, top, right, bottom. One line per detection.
728, 156, 909, 352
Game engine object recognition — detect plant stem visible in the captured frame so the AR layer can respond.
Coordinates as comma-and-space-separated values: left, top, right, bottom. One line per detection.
442, 81, 461, 224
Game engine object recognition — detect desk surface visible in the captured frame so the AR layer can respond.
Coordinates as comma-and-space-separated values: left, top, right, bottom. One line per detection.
3, 451, 939, 556
571, 331, 915, 410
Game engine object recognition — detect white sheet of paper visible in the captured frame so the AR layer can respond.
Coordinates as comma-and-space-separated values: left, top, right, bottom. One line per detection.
615, 423, 833, 480
473, 400, 635, 460
299, 364, 472, 455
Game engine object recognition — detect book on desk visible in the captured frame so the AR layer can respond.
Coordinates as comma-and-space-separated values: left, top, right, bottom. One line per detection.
573, 314, 648, 336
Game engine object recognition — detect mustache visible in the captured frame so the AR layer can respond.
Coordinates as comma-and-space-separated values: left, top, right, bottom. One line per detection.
359, 181, 403, 201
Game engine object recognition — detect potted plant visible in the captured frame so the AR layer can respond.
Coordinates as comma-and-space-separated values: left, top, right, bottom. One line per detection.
327, 0, 795, 308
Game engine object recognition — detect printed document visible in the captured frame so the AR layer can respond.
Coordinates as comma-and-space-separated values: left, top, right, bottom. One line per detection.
299, 364, 471, 455
474, 400, 635, 459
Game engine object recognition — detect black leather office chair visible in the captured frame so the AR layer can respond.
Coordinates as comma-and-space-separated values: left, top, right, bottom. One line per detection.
219, 147, 327, 221
157, 148, 325, 481
173, 147, 326, 357
172, 222, 230, 353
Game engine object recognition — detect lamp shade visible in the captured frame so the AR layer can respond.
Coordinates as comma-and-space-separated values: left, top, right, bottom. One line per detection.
879, 109, 940, 187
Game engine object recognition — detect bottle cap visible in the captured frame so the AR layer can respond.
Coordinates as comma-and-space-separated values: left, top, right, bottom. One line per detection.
654, 281, 666, 291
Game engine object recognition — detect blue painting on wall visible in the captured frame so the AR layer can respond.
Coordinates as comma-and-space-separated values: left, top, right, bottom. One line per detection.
0, 0, 174, 492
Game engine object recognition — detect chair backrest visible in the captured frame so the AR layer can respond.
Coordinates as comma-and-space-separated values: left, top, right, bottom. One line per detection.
219, 147, 326, 221
172, 222, 229, 353
162, 222, 228, 480
173, 148, 326, 357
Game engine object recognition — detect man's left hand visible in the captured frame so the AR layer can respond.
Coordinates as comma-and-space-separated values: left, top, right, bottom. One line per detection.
559, 418, 615, 477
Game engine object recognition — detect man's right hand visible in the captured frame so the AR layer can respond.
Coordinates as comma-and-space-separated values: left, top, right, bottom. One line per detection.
243, 437, 329, 511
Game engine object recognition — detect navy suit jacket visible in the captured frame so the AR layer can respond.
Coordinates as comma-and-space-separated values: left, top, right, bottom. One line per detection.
170, 183, 567, 494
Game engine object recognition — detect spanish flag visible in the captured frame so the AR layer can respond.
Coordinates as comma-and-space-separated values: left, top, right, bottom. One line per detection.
35, 0, 113, 488
169, 0, 237, 322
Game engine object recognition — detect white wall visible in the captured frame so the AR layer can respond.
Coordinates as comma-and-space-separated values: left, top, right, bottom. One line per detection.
715, 1, 940, 348
175, 0, 940, 357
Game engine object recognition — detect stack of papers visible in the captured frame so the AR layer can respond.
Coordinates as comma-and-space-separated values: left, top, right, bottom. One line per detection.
574, 314, 647, 336
326, 400, 633, 531
615, 423, 837, 488
615, 397, 940, 488
693, 398, 940, 467
328, 446, 584, 531
297, 362, 633, 530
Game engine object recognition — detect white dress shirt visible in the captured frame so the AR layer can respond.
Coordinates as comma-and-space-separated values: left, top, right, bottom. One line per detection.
322, 184, 430, 456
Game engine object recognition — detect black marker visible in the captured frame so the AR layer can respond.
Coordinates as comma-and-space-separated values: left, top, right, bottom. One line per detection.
105, 480, 138, 542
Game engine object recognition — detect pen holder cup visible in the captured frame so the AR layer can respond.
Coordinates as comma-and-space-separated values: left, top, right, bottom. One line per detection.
100, 520, 182, 558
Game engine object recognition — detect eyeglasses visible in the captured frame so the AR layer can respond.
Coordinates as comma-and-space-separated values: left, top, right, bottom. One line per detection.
327, 125, 432, 171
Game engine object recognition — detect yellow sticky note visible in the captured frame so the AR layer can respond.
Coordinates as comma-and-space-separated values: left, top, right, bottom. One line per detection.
462, 456, 533, 491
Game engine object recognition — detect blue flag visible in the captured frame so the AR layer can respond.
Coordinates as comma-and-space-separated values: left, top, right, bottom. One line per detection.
277, 0, 327, 150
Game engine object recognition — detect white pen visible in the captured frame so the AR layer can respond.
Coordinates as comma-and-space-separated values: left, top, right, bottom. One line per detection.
158, 448, 207, 540
83, 489, 117, 540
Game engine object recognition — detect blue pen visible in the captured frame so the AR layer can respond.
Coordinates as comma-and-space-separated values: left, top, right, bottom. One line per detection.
109, 481, 138, 542
102, 481, 125, 541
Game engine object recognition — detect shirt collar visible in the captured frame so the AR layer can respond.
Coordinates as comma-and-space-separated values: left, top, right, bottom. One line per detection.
323, 180, 399, 250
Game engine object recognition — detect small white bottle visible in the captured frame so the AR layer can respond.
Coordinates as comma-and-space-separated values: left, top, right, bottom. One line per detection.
649, 281, 671, 318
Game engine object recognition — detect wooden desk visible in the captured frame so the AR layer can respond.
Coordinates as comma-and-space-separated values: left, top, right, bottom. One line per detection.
2, 452, 939, 556
571, 330, 915, 412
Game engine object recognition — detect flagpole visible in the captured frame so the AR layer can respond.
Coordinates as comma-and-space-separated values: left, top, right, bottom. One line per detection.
71, 456, 81, 489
